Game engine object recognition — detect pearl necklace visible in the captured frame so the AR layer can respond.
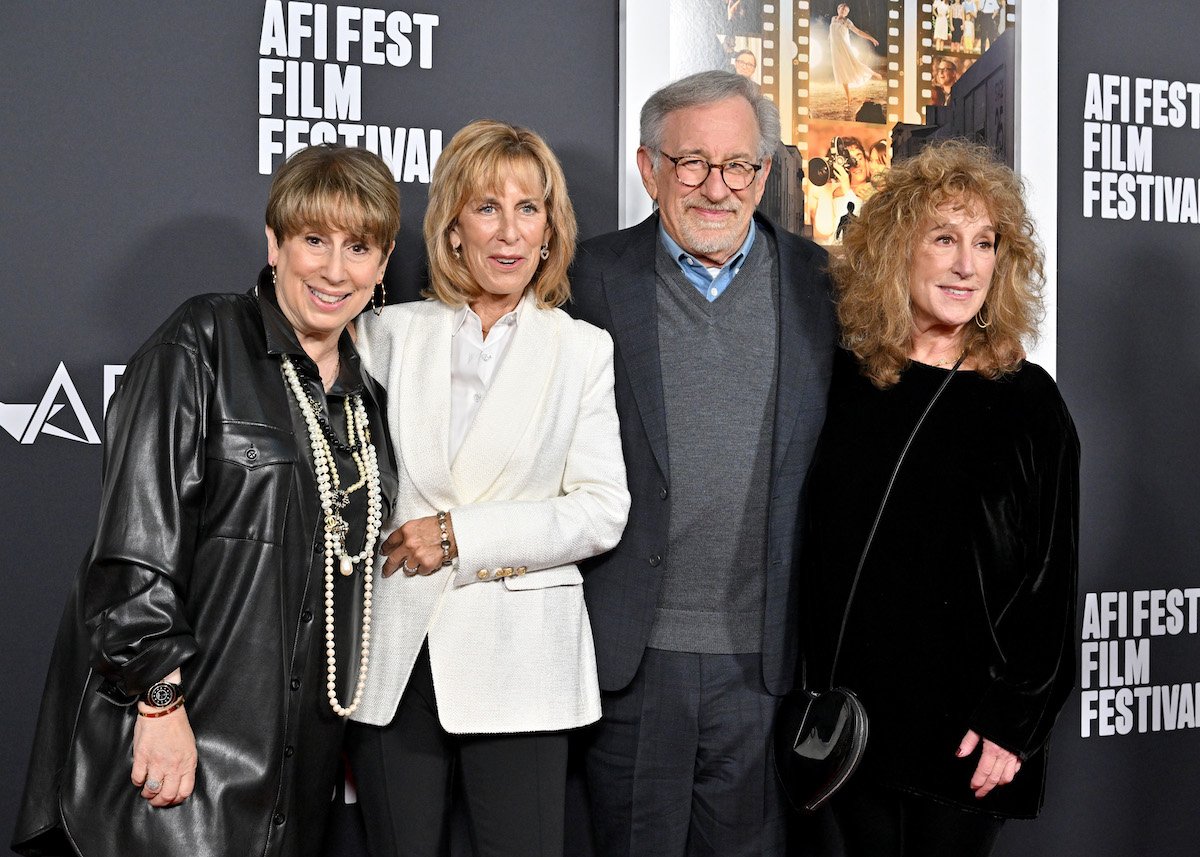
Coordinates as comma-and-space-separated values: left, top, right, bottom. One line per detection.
281, 355, 382, 718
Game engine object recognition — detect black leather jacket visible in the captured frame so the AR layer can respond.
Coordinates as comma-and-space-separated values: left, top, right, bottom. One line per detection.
13, 272, 397, 857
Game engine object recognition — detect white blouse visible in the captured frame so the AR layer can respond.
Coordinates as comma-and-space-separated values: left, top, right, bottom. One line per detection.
448, 298, 520, 461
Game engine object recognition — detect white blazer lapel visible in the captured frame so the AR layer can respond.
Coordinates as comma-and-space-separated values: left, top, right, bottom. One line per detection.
397, 305, 457, 510
450, 298, 559, 502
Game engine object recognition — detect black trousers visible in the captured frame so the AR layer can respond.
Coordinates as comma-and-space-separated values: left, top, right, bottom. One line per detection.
830, 776, 1006, 857
345, 643, 568, 857
585, 649, 786, 857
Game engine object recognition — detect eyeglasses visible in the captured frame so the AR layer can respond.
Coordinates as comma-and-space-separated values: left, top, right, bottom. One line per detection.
659, 151, 763, 191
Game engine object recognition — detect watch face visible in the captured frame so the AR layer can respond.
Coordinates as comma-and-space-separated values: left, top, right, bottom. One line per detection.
146, 682, 178, 708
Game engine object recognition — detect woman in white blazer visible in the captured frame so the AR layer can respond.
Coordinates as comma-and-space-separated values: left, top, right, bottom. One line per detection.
344, 120, 630, 857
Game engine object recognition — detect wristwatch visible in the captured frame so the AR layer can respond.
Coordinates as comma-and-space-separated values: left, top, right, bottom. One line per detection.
142, 681, 185, 709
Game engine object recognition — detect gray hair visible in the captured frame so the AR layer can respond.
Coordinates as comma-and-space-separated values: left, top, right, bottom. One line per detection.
640, 70, 781, 165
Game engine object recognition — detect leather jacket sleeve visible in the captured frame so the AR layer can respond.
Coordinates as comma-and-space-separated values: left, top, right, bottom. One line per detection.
83, 337, 208, 697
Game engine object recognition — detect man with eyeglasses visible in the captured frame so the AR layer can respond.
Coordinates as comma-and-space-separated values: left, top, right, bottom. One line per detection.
570, 70, 836, 857
733, 48, 758, 80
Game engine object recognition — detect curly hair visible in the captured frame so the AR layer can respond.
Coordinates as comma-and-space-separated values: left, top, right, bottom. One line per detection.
831, 139, 1045, 388
424, 119, 577, 309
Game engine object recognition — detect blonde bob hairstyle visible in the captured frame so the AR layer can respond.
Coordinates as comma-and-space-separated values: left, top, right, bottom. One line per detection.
424, 119, 577, 308
831, 139, 1045, 388
265, 144, 400, 252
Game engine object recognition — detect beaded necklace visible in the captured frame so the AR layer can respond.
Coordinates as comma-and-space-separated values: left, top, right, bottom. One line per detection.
281, 355, 382, 718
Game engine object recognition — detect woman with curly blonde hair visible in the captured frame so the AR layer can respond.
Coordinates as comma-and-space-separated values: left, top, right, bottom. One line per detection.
833, 139, 1042, 387
802, 140, 1079, 857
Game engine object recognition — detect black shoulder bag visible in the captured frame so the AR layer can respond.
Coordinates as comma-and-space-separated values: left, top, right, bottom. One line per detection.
774, 356, 962, 812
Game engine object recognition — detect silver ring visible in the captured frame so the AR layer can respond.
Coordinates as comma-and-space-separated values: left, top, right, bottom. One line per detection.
400, 559, 419, 576
145, 778, 163, 792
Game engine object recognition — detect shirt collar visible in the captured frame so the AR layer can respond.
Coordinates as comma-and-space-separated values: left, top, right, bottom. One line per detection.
253, 265, 365, 395
657, 218, 757, 279
451, 291, 526, 338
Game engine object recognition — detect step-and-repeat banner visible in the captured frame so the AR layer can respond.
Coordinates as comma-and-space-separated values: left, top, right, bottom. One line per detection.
3, 1, 1198, 855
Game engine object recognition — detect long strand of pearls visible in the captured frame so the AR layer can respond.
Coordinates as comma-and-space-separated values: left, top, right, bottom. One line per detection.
281, 355, 382, 718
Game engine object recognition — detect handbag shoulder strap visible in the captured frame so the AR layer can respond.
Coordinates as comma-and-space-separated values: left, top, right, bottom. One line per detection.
825, 354, 963, 686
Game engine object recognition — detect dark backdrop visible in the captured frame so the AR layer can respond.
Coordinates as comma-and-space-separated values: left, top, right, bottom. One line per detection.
1036, 2, 1200, 856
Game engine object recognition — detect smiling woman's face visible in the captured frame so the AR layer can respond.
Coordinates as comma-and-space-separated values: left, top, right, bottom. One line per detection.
268, 224, 389, 346
449, 169, 550, 306
907, 201, 997, 338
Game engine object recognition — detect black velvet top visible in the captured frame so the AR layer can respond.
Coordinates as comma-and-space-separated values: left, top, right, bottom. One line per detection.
804, 348, 1080, 818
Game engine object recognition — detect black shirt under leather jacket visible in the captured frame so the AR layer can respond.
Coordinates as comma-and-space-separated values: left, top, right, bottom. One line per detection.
13, 269, 397, 857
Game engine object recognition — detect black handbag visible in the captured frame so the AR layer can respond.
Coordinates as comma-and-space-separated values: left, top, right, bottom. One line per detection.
774, 685, 868, 811
774, 356, 962, 812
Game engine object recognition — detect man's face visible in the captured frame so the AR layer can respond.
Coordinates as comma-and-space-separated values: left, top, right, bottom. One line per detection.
734, 52, 757, 77
847, 143, 868, 183
636, 96, 771, 267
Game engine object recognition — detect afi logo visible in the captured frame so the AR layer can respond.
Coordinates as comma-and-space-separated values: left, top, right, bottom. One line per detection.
0, 363, 125, 445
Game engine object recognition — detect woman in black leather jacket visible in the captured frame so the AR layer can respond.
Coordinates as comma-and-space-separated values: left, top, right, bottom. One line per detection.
13, 144, 399, 857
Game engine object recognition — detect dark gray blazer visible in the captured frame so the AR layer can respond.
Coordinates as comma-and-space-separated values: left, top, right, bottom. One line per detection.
568, 213, 837, 696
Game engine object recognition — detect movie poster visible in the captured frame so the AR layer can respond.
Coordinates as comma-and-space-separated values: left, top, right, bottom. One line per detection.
639, 0, 1019, 246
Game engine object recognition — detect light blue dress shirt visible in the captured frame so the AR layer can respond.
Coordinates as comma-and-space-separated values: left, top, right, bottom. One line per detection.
658, 220, 757, 302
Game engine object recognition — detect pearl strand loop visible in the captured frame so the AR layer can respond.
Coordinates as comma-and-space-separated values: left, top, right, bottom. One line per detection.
281, 355, 382, 718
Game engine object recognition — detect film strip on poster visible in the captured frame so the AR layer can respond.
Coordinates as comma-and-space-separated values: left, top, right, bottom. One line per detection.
655, 1, 1018, 247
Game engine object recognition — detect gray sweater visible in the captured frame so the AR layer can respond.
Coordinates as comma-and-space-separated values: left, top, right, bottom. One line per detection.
648, 230, 779, 654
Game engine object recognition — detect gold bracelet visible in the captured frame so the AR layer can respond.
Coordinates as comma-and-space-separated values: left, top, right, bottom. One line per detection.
437, 510, 453, 567
138, 697, 185, 718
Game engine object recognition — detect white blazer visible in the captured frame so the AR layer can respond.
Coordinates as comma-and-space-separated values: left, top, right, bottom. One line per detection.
349, 296, 630, 733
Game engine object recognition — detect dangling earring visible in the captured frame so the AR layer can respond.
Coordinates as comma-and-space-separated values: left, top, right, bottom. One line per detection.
451, 243, 461, 260
271, 266, 277, 286
540, 244, 550, 260
372, 280, 386, 316
975, 304, 992, 329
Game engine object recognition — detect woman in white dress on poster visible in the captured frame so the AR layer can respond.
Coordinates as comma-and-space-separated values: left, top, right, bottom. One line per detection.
830, 4, 882, 113
933, 0, 950, 51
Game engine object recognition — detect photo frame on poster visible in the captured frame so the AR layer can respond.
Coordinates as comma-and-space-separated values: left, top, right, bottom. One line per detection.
803, 120, 891, 245
804, 0, 890, 124
919, 1, 1015, 122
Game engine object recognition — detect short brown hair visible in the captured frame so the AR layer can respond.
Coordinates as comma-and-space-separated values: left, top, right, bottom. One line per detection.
265, 144, 400, 252
424, 120, 577, 308
832, 139, 1045, 388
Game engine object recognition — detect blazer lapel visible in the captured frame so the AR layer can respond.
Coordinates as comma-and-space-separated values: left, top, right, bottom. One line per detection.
450, 296, 558, 502
397, 306, 457, 510
769, 218, 827, 476
603, 217, 670, 479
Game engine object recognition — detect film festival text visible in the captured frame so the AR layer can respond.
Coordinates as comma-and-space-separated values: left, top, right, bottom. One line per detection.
1080, 588, 1200, 738
1082, 72, 1200, 224
258, 0, 443, 182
